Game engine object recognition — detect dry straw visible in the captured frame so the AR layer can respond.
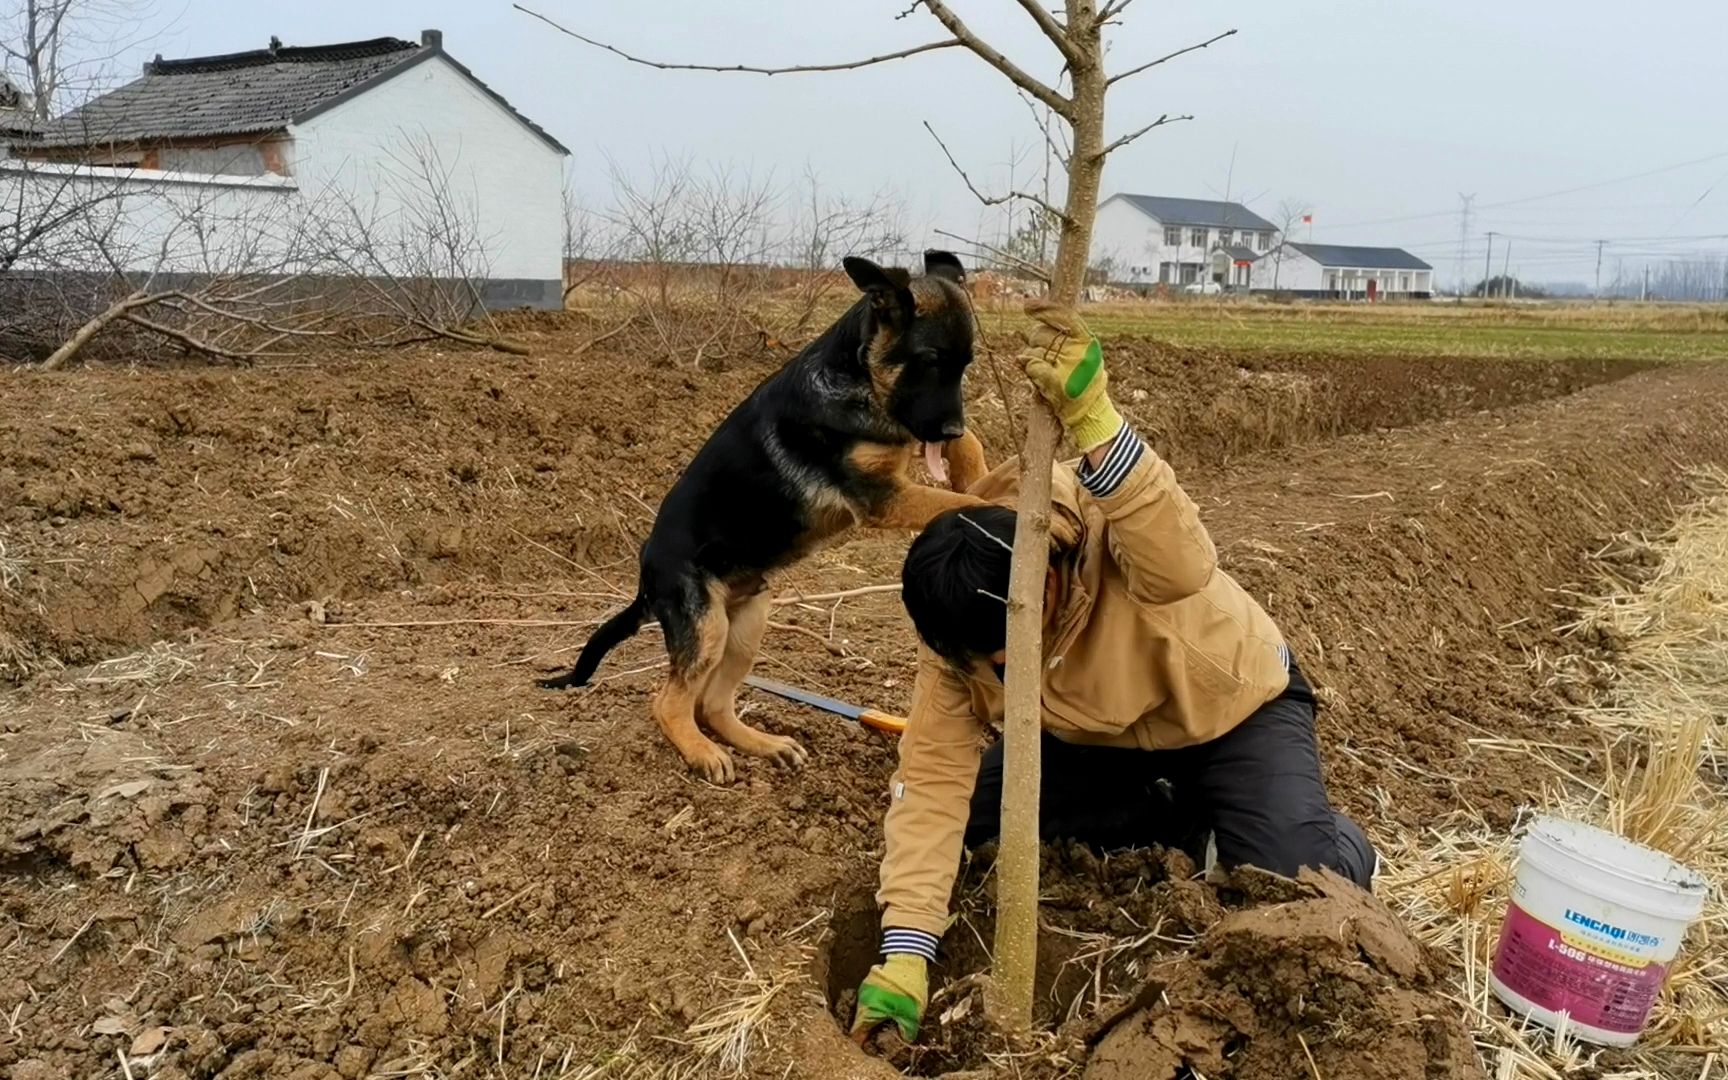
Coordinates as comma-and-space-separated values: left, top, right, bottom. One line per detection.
1384, 467, 1728, 1078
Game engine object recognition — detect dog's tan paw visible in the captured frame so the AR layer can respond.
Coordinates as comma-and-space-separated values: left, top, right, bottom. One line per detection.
759, 733, 808, 770
686, 744, 737, 784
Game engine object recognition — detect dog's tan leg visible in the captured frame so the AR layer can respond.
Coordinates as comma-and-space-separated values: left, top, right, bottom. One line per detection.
697, 590, 808, 770
943, 429, 990, 493
653, 585, 736, 784
865, 485, 991, 532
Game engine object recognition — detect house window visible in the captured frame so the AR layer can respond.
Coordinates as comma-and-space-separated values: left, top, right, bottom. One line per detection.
1159, 262, 1175, 283
1180, 263, 1199, 285
1218, 229, 1233, 246
1190, 227, 1207, 247
1258, 231, 1271, 250
1163, 227, 1181, 247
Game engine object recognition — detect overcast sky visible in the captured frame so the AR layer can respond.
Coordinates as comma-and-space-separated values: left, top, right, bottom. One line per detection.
95, 1, 1728, 285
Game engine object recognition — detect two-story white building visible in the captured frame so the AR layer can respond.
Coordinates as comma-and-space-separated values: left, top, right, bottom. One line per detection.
1092, 193, 1280, 288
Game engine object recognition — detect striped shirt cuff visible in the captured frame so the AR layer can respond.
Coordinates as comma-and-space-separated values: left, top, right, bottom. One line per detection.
881, 927, 939, 961
1077, 421, 1144, 498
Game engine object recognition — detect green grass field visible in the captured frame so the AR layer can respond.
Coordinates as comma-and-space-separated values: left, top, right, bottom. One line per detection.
977, 300, 1728, 362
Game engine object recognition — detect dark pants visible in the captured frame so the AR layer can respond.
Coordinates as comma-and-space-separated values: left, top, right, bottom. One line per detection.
965, 665, 1376, 889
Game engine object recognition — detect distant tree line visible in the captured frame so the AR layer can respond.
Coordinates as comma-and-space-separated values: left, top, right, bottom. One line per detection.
1470, 274, 1547, 299
1605, 257, 1728, 302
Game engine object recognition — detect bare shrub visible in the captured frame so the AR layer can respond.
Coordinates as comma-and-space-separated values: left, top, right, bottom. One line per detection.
9, 131, 537, 368
780, 167, 907, 334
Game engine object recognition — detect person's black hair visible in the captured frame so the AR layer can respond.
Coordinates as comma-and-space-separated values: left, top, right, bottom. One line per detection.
900, 505, 1017, 666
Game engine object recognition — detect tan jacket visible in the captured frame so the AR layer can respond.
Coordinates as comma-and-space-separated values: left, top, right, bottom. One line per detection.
877, 445, 1290, 935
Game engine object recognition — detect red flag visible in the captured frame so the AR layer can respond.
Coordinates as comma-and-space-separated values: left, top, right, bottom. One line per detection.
1302, 214, 1313, 224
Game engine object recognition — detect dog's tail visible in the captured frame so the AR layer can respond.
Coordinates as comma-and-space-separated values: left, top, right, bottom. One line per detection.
538, 596, 648, 690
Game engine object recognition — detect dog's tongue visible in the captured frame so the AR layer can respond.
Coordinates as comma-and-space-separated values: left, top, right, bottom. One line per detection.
923, 441, 950, 486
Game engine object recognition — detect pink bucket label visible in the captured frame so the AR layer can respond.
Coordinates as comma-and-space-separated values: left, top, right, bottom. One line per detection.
1492, 901, 1668, 1034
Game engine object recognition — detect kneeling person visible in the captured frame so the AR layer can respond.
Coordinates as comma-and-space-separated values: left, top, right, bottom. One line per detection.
850, 306, 1375, 1045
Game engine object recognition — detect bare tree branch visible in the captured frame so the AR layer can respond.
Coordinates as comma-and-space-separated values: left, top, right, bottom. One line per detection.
1017, 89, 1071, 171
38, 287, 147, 370
124, 310, 269, 362
1096, 112, 1192, 159
154, 289, 337, 337
514, 4, 963, 76
569, 316, 634, 358
933, 227, 1052, 283
922, 121, 1072, 224
1009, 0, 1084, 68
1107, 28, 1237, 86
919, 0, 1073, 118
1094, 0, 1137, 25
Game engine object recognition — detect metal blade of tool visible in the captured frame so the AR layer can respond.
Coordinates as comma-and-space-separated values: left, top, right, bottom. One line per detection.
743, 676, 906, 734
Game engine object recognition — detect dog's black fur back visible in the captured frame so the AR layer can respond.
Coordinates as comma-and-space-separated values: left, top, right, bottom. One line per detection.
539, 251, 974, 688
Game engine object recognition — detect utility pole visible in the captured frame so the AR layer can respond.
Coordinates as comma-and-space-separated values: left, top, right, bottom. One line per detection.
1483, 231, 1496, 299
1594, 240, 1607, 300
1501, 239, 1512, 299
1456, 193, 1475, 303
1643, 264, 1650, 303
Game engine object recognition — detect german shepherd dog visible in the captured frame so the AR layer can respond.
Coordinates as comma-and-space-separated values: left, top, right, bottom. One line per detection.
539, 251, 991, 782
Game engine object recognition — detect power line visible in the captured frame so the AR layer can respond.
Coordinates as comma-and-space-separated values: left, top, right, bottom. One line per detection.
1322, 148, 1728, 232
1397, 229, 1728, 253
1660, 162, 1728, 236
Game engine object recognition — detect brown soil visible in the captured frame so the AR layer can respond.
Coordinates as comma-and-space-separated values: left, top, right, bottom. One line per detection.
0, 313, 1725, 1079
0, 323, 1645, 676
1086, 870, 1484, 1080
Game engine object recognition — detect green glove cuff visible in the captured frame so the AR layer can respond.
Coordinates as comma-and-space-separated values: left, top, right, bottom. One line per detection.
855, 982, 922, 1042
1068, 394, 1123, 453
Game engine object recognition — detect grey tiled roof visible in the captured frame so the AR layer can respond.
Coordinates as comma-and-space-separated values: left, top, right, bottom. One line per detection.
1225, 244, 1260, 262
1284, 242, 1431, 271
1110, 194, 1277, 233
35, 37, 418, 145
29, 34, 568, 154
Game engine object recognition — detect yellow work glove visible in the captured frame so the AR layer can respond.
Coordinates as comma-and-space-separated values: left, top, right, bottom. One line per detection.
849, 953, 928, 1044
1020, 301, 1123, 453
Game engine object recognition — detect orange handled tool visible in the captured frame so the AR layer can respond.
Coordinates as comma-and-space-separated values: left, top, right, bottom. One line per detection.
744, 676, 907, 735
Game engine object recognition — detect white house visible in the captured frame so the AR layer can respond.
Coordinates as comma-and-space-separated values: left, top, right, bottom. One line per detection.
7, 31, 569, 307
1252, 242, 1433, 300
1092, 193, 1280, 288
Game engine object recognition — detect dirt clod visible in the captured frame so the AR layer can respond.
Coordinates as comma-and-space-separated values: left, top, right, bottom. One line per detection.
1088, 871, 1483, 1080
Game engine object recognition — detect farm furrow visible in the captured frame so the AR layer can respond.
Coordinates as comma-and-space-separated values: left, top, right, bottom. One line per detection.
0, 344, 1723, 1079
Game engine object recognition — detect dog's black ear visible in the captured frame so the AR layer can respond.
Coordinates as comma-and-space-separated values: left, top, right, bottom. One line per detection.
844, 256, 914, 325
923, 249, 966, 283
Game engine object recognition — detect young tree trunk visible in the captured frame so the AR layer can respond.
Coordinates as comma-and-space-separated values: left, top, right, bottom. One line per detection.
990, 1, 1106, 1032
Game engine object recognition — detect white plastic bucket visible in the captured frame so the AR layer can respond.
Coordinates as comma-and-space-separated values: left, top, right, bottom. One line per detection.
1490, 815, 1708, 1046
